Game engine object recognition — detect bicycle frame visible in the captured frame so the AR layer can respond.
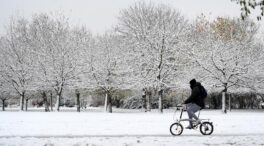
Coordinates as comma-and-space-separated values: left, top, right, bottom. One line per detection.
175, 105, 210, 124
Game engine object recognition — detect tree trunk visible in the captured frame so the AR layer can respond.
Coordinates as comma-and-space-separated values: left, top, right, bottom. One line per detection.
105, 92, 112, 113
50, 92, 53, 111
158, 89, 163, 113
144, 87, 152, 112
108, 93, 112, 113
222, 83, 227, 113
229, 94, 231, 112
157, 35, 164, 113
104, 92, 108, 112
42, 92, 49, 112
19, 92, 25, 111
142, 88, 147, 112
222, 91, 226, 113
55, 93, 60, 112
2, 100, 4, 111
76, 89, 80, 112
55, 86, 63, 112
146, 90, 151, 112
25, 99, 28, 111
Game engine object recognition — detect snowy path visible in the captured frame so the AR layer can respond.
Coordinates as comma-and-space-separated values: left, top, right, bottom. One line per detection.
1, 135, 264, 146
1, 133, 264, 138
0, 109, 264, 145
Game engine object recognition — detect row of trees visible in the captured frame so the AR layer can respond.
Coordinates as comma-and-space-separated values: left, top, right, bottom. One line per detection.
0, 2, 263, 113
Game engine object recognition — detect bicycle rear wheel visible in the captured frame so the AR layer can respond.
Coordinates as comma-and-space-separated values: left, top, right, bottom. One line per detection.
170, 123, 183, 136
199, 122, 214, 135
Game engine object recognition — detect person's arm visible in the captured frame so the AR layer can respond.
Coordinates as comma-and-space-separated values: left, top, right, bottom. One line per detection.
184, 87, 199, 104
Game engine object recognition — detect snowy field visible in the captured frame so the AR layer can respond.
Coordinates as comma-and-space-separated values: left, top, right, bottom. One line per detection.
0, 108, 264, 146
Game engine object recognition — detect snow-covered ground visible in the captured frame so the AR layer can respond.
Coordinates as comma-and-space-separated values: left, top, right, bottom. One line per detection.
0, 108, 264, 146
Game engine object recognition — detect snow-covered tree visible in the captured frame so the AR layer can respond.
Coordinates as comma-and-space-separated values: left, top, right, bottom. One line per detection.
29, 13, 87, 111
116, 2, 188, 112
0, 92, 10, 111
240, 36, 264, 98
66, 26, 94, 112
0, 17, 35, 111
88, 32, 132, 113
0, 78, 13, 111
187, 15, 259, 113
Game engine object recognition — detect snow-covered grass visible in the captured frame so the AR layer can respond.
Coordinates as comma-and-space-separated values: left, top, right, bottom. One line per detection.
0, 108, 264, 146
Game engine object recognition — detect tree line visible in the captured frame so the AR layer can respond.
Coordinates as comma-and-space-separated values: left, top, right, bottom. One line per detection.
0, 2, 263, 113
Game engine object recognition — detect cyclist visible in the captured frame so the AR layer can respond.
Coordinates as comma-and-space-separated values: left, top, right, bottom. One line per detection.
184, 79, 206, 129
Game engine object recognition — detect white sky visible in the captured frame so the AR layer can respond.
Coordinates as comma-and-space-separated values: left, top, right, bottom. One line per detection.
0, 0, 263, 35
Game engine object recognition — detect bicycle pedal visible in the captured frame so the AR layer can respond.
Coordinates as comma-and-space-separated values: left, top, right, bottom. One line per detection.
191, 125, 198, 129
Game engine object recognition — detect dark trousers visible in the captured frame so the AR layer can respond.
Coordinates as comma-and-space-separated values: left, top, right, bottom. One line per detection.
186, 103, 201, 127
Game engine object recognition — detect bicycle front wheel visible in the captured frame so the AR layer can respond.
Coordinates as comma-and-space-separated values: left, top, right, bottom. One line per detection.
170, 123, 183, 136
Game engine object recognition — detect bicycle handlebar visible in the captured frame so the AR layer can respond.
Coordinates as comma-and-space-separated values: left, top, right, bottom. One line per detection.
176, 104, 186, 108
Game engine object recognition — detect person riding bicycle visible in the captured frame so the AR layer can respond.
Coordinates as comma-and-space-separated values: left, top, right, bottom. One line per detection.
184, 79, 206, 129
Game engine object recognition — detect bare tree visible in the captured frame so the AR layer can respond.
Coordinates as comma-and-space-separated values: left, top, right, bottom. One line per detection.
231, 0, 264, 20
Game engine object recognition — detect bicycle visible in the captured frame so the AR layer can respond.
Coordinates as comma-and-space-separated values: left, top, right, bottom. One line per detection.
170, 104, 214, 136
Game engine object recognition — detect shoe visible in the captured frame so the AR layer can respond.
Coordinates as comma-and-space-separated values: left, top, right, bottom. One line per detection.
185, 125, 193, 129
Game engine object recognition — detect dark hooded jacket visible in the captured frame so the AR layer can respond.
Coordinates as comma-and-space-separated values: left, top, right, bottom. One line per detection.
184, 82, 205, 108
